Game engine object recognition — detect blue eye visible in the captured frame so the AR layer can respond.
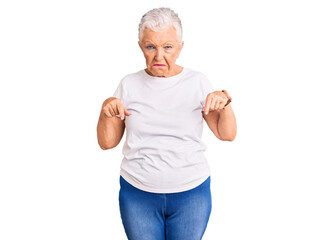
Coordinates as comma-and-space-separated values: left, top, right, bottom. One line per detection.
165, 46, 172, 49
146, 46, 154, 50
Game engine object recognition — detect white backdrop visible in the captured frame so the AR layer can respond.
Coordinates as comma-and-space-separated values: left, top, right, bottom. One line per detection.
1, 0, 332, 239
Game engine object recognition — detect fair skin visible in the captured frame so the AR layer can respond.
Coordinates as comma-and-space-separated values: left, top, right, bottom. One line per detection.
203, 90, 237, 141
97, 24, 236, 150
138, 25, 184, 77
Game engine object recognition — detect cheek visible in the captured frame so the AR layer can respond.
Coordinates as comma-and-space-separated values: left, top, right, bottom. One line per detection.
166, 52, 177, 62
144, 53, 153, 62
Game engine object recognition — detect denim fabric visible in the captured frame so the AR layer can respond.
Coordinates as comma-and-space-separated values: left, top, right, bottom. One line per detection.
118, 175, 212, 240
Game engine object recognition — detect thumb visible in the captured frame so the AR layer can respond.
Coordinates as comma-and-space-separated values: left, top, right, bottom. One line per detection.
124, 108, 132, 116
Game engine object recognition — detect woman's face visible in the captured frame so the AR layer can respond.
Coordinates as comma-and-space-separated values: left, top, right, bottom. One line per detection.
138, 25, 184, 77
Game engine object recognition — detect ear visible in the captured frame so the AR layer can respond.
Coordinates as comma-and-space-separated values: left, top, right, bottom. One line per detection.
138, 41, 143, 50
176, 41, 184, 59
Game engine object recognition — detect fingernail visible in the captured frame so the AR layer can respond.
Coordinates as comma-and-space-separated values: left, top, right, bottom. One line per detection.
205, 111, 208, 115
121, 117, 124, 120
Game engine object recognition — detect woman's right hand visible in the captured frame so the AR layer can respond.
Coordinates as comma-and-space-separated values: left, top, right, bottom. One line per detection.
101, 97, 131, 120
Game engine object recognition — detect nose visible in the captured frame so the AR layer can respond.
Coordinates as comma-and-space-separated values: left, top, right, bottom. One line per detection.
154, 47, 164, 61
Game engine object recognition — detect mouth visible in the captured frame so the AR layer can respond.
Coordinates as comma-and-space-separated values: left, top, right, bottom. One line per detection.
153, 64, 166, 67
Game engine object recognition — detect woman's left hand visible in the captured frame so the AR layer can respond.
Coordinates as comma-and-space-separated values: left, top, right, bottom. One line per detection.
204, 90, 232, 115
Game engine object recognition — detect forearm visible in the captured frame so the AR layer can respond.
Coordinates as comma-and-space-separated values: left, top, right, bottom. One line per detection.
97, 111, 122, 149
217, 104, 237, 141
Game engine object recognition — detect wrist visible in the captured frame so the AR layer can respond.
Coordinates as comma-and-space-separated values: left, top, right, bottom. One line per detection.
222, 103, 231, 110
221, 90, 232, 109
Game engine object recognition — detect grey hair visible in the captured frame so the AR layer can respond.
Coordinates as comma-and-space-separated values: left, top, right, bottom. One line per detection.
138, 7, 183, 44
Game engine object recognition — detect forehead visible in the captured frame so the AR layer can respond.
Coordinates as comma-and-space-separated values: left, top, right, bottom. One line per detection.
141, 25, 178, 44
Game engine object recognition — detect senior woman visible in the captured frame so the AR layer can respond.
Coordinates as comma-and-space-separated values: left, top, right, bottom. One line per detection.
97, 7, 237, 240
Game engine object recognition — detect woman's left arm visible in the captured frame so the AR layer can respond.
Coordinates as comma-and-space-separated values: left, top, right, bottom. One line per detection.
217, 104, 237, 141
203, 90, 237, 141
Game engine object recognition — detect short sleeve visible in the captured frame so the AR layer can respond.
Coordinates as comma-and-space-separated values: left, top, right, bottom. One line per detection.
200, 73, 215, 111
112, 77, 126, 104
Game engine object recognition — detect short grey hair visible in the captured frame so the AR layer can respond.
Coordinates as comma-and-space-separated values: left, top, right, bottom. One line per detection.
138, 7, 183, 44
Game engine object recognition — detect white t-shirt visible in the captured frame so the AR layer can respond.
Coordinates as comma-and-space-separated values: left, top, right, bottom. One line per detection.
112, 67, 214, 193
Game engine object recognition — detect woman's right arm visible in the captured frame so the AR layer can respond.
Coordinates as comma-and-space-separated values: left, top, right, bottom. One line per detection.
96, 97, 131, 150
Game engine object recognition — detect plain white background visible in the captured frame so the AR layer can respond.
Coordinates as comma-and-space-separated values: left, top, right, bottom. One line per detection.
1, 0, 332, 239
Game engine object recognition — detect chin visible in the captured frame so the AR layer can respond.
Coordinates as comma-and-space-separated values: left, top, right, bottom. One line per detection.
151, 68, 165, 73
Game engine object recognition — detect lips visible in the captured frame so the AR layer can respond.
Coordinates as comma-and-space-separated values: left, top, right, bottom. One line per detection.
153, 64, 166, 66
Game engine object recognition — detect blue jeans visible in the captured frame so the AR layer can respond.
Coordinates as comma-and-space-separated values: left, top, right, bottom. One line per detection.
118, 175, 212, 240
